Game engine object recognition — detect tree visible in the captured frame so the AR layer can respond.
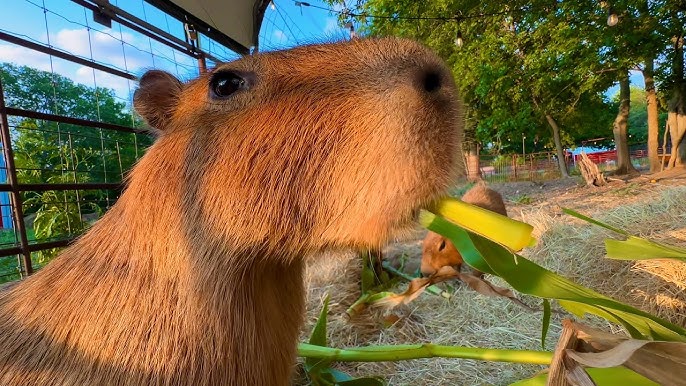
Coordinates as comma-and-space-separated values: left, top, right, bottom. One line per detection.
333, 0, 625, 179
335, 0, 686, 177
612, 73, 639, 175
0, 63, 150, 185
0, 63, 152, 262
664, 33, 686, 169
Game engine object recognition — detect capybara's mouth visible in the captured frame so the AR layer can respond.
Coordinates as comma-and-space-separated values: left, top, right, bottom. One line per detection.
419, 197, 444, 216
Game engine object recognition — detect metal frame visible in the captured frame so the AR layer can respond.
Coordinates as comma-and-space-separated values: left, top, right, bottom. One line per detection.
0, 0, 252, 278
141, 0, 255, 56
0, 32, 137, 81
0, 81, 33, 273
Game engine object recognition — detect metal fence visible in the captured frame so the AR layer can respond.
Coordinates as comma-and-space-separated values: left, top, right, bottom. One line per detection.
478, 151, 563, 182
477, 146, 660, 183
0, 0, 243, 282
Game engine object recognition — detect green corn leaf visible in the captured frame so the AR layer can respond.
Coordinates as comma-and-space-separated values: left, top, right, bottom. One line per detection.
305, 295, 386, 386
420, 210, 686, 342
360, 252, 377, 294
562, 208, 629, 236
309, 294, 330, 348
306, 294, 332, 378
605, 236, 686, 261
509, 367, 659, 386
541, 299, 551, 349
563, 208, 686, 261
335, 376, 385, 386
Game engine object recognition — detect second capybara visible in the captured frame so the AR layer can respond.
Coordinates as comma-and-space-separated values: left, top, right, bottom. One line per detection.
0, 37, 462, 385
421, 183, 507, 277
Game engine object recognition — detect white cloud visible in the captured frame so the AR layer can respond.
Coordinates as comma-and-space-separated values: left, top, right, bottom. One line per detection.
272, 29, 288, 43
0, 44, 57, 72
323, 17, 342, 35
73, 66, 133, 101
0, 27, 203, 100
53, 28, 151, 71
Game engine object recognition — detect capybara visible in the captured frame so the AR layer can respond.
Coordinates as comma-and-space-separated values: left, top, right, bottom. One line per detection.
420, 183, 507, 277
0, 37, 461, 385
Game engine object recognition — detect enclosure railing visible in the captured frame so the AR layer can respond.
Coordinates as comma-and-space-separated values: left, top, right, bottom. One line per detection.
477, 146, 658, 183
0, 0, 242, 282
478, 151, 563, 182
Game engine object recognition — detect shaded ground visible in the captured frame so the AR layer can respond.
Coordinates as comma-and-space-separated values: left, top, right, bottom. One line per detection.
297, 168, 686, 386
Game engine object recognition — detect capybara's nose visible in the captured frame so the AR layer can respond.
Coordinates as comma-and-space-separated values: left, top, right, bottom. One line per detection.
420, 69, 443, 94
403, 51, 456, 105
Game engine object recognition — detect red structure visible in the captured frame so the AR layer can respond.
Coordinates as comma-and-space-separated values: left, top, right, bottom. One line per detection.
574, 150, 618, 164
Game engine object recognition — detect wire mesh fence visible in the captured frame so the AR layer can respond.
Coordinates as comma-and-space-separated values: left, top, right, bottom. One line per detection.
478, 152, 563, 182
477, 145, 660, 183
0, 0, 243, 283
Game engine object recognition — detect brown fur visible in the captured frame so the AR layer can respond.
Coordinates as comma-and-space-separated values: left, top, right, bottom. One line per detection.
0, 38, 462, 385
421, 183, 507, 277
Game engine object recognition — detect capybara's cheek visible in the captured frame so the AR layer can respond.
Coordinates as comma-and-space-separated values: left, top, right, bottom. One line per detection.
444, 244, 463, 267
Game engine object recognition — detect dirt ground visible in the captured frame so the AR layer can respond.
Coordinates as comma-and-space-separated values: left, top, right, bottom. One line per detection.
297, 167, 686, 386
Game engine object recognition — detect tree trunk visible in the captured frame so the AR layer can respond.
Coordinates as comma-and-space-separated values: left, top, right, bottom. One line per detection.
545, 114, 570, 177
667, 33, 686, 169
612, 73, 639, 175
463, 114, 482, 181
644, 58, 661, 173
464, 142, 481, 181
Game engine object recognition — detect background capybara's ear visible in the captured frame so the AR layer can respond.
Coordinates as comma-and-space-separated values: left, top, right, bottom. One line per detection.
133, 70, 183, 131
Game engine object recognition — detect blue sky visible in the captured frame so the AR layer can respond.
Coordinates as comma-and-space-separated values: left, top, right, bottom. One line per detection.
0, 0, 349, 103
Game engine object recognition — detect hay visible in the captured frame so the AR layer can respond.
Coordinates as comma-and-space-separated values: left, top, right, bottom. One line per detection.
297, 185, 686, 385
519, 186, 686, 326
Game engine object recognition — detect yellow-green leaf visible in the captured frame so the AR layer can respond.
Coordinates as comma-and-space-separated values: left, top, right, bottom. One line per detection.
422, 210, 686, 342
425, 197, 536, 252
606, 236, 686, 261
509, 367, 659, 386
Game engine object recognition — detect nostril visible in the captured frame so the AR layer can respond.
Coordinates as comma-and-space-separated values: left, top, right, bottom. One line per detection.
422, 70, 442, 93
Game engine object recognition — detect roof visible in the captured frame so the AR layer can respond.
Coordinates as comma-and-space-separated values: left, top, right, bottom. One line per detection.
145, 0, 271, 55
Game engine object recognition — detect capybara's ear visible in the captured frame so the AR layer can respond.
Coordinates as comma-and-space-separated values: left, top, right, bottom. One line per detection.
133, 70, 182, 131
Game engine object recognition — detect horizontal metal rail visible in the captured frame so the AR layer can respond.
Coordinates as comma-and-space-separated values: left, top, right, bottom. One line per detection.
4, 107, 148, 135
0, 183, 123, 192
0, 31, 137, 81
74, 0, 203, 59
0, 238, 77, 259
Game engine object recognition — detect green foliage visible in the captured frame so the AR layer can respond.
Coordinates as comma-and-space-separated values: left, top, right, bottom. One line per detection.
448, 182, 475, 199
329, 0, 622, 154
513, 194, 533, 205
326, 0, 682, 161
609, 85, 668, 145
304, 295, 386, 386
0, 63, 153, 190
0, 63, 153, 265
24, 176, 103, 264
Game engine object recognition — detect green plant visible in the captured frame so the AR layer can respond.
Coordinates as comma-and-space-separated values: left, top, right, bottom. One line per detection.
23, 176, 102, 264
297, 198, 686, 385
513, 194, 533, 204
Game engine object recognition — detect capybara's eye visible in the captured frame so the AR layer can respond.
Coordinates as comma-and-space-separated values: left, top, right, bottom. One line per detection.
438, 240, 446, 251
210, 72, 246, 98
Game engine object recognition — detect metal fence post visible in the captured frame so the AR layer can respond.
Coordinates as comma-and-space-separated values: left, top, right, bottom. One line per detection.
0, 78, 33, 276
